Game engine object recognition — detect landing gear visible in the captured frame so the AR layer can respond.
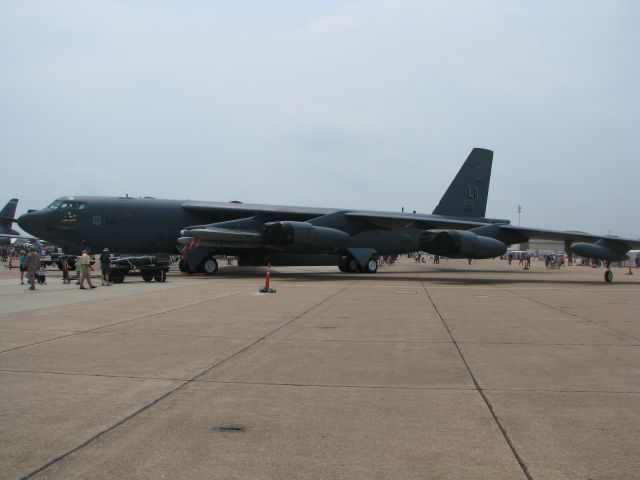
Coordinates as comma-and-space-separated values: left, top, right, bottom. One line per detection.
202, 257, 219, 275
604, 269, 613, 283
338, 255, 378, 273
347, 257, 360, 273
362, 258, 378, 273
179, 259, 194, 274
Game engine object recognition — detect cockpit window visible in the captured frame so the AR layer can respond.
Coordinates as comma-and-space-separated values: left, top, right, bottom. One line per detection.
46, 200, 86, 209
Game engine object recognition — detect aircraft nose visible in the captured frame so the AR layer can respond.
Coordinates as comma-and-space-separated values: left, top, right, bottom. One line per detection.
17, 211, 41, 236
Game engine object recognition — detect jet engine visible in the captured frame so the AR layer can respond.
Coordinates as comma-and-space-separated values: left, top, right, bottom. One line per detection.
264, 221, 350, 250
571, 241, 629, 262
419, 229, 507, 259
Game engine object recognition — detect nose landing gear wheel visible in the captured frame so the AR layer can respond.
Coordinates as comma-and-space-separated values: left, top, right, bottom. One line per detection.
604, 270, 613, 283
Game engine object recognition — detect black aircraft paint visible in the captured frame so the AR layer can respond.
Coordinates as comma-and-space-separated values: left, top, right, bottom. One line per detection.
0, 198, 25, 246
17, 148, 640, 282
0, 198, 19, 236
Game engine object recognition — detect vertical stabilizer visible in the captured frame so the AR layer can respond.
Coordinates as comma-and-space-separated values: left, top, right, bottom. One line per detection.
0, 198, 19, 235
432, 148, 493, 218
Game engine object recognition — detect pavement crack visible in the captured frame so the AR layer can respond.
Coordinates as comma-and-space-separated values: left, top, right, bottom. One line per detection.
416, 270, 534, 480
505, 288, 640, 342
195, 379, 478, 391
0, 333, 79, 355
0, 290, 251, 356
18, 282, 355, 480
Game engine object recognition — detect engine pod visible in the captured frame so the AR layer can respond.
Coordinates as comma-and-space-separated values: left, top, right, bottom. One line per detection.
420, 230, 507, 259
265, 221, 350, 250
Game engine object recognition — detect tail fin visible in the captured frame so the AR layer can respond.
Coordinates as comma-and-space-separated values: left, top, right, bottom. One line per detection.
432, 148, 493, 218
0, 198, 19, 234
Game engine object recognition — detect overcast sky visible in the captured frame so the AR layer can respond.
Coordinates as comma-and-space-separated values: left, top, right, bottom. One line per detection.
1, 0, 639, 237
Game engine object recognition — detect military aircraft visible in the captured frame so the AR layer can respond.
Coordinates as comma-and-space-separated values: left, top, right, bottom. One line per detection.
0, 198, 36, 246
17, 148, 640, 282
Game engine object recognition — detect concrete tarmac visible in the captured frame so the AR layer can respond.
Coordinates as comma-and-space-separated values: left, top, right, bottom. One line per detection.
1, 258, 638, 479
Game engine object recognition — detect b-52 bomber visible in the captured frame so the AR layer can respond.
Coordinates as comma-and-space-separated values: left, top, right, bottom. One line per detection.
18, 148, 640, 282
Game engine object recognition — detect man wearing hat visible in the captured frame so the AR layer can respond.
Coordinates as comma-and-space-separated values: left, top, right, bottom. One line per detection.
100, 247, 112, 286
79, 248, 96, 289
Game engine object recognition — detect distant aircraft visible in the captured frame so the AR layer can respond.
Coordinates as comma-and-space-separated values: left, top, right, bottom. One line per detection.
0, 198, 35, 246
17, 148, 640, 282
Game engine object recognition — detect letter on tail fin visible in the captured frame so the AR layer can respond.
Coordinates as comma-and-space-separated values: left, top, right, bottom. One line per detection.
432, 148, 493, 218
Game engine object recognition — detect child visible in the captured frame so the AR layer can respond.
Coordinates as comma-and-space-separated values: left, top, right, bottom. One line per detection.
37, 264, 47, 285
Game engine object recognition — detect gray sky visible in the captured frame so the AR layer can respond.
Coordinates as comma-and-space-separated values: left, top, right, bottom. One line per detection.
2, 0, 639, 238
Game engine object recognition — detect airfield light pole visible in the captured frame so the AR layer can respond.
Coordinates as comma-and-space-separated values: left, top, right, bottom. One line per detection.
518, 205, 522, 226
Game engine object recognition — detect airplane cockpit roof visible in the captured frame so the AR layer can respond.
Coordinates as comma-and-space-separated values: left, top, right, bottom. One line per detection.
46, 198, 87, 210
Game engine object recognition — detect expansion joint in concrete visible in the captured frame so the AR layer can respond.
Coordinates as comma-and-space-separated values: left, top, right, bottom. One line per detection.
18, 283, 356, 480
417, 275, 534, 480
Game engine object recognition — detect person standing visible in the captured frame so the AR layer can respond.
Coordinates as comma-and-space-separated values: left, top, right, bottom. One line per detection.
37, 263, 47, 285
79, 249, 96, 289
100, 248, 112, 286
18, 249, 26, 284
23, 248, 40, 291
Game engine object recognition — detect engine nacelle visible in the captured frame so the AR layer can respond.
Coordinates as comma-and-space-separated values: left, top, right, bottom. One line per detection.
419, 230, 507, 259
571, 241, 628, 262
264, 221, 350, 250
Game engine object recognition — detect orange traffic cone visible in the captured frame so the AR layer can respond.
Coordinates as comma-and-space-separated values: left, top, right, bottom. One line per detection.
259, 262, 277, 293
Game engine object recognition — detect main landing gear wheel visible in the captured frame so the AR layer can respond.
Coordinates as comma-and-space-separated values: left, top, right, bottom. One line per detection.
202, 257, 218, 275
604, 270, 613, 283
363, 258, 378, 273
347, 257, 360, 273
179, 259, 194, 274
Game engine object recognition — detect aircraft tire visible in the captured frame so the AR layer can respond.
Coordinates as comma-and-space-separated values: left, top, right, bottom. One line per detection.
202, 257, 218, 275
364, 258, 378, 273
604, 270, 613, 283
347, 257, 359, 273
338, 256, 349, 272
179, 259, 194, 274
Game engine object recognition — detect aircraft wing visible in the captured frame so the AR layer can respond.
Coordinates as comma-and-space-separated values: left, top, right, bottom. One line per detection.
181, 201, 333, 220
0, 233, 37, 240
346, 211, 640, 247
496, 225, 640, 250
344, 211, 496, 230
